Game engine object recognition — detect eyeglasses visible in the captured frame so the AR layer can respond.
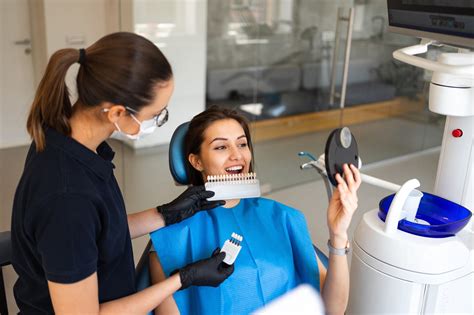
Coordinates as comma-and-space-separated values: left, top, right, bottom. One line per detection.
125, 106, 169, 128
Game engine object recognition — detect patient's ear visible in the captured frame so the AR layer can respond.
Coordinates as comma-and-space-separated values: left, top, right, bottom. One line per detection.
188, 154, 204, 172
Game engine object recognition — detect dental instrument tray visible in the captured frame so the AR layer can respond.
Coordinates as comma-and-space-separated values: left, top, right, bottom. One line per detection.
378, 192, 472, 238
205, 172, 261, 201
325, 127, 360, 186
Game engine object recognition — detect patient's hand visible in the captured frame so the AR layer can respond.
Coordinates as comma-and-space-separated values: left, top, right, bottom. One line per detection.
326, 164, 361, 248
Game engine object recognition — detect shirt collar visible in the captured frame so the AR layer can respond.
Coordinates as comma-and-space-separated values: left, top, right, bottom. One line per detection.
45, 127, 115, 180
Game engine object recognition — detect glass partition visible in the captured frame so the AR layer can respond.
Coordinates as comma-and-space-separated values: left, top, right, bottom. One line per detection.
122, 0, 445, 197
113, 0, 446, 203
204, 0, 444, 192
340, 0, 444, 165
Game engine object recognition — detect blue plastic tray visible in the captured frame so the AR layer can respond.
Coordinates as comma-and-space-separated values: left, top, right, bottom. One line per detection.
378, 192, 472, 238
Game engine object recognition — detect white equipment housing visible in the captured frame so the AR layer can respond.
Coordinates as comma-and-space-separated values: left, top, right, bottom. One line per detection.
347, 40, 474, 314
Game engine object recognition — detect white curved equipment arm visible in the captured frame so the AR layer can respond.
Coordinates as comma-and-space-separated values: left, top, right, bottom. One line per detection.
384, 179, 421, 235
393, 40, 474, 77
359, 174, 401, 192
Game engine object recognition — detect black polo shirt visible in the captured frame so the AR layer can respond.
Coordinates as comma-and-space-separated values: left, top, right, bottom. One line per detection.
11, 128, 136, 314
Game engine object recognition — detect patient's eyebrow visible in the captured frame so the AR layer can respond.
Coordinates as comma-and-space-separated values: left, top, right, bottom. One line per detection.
209, 137, 228, 144
209, 135, 246, 144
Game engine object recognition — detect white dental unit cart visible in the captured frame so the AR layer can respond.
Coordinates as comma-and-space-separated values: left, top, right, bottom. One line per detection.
347, 1, 474, 314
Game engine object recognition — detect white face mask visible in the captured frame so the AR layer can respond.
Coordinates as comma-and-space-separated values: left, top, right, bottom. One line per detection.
114, 114, 157, 140
103, 108, 158, 141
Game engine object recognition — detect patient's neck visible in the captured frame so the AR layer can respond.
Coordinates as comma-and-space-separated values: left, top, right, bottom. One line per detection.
223, 199, 240, 208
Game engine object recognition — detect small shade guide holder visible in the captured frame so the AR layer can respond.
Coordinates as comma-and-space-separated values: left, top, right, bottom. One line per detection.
220, 232, 243, 265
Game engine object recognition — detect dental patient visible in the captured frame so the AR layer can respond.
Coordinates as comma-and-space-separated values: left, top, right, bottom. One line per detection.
149, 106, 361, 315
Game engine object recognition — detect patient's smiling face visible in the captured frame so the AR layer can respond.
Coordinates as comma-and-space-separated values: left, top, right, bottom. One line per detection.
188, 119, 252, 180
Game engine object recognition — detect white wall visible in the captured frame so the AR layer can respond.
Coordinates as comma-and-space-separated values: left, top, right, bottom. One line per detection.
0, 0, 35, 148
44, 0, 110, 105
43, 0, 108, 56
1, 0, 209, 157
130, 0, 208, 148
1, 0, 207, 150
43, 0, 208, 149
44, 0, 208, 149
0, 0, 109, 149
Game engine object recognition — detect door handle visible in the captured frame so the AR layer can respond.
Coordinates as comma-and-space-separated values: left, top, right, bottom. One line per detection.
14, 39, 31, 45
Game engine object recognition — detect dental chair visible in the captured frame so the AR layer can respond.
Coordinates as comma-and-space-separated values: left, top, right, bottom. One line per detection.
135, 122, 329, 295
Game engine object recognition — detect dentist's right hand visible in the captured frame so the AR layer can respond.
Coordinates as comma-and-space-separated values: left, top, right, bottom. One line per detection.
157, 186, 225, 226
175, 248, 234, 290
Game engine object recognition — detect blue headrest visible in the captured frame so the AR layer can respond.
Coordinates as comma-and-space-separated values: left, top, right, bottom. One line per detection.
169, 122, 190, 185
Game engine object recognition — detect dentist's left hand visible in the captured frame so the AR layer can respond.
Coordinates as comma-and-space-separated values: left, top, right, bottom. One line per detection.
157, 185, 225, 225
176, 247, 234, 290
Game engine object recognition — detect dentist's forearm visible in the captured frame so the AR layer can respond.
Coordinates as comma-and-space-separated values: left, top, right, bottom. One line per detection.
128, 208, 165, 239
99, 274, 181, 314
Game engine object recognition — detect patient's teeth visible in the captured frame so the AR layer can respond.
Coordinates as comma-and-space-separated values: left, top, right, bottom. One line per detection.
207, 172, 258, 183
225, 165, 243, 172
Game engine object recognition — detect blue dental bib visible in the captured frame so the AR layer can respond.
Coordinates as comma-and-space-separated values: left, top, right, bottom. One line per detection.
150, 197, 320, 315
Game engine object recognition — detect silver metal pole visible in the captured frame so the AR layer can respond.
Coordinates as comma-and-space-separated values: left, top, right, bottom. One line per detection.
339, 7, 354, 111
329, 8, 342, 106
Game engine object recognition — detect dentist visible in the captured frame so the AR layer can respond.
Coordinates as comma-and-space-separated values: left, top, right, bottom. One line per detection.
11, 32, 232, 314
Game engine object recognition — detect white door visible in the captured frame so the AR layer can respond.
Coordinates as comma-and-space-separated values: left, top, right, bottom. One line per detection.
0, 0, 36, 148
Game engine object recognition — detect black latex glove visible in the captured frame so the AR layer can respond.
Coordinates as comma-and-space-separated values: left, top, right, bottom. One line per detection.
157, 186, 225, 225
175, 248, 234, 290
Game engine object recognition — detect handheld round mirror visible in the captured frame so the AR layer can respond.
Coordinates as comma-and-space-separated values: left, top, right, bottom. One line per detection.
324, 127, 359, 186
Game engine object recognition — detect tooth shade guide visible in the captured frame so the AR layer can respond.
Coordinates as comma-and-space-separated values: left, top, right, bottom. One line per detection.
206, 172, 257, 183
204, 172, 261, 201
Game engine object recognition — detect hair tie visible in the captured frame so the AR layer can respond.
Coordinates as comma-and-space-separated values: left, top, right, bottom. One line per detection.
78, 48, 86, 65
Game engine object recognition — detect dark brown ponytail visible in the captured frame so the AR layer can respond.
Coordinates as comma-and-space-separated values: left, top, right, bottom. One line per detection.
27, 32, 173, 152
27, 49, 78, 151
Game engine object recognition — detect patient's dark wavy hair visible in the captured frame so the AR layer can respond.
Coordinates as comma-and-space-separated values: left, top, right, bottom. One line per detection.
184, 106, 255, 186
